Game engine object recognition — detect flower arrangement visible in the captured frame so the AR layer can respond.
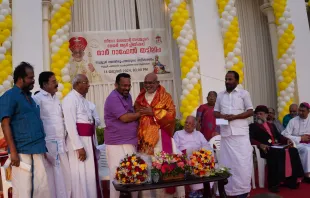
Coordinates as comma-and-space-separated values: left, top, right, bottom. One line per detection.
152, 151, 189, 181
188, 148, 215, 177
115, 154, 148, 184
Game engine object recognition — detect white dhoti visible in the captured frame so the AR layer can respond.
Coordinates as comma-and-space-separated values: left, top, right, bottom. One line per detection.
106, 144, 138, 198
297, 143, 310, 173
44, 140, 71, 198
11, 154, 51, 198
67, 136, 100, 198
219, 135, 253, 196
141, 132, 185, 198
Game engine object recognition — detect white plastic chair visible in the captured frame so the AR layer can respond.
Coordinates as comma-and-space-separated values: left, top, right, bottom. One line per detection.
97, 144, 109, 181
209, 135, 221, 163
1, 157, 12, 198
252, 145, 266, 188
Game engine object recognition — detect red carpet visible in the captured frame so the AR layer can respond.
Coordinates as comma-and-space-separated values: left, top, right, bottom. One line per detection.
249, 182, 310, 198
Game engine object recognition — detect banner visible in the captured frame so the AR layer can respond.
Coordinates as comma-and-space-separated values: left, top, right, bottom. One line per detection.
69, 29, 173, 84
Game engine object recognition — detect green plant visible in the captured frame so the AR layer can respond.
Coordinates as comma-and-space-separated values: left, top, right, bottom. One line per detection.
96, 127, 104, 145
174, 119, 184, 132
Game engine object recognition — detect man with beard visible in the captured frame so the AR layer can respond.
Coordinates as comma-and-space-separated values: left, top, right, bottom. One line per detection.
135, 72, 185, 198
250, 105, 303, 193
282, 104, 298, 128
0, 62, 51, 198
267, 107, 284, 133
62, 74, 102, 198
213, 71, 253, 198
33, 71, 71, 198
104, 73, 140, 198
282, 102, 310, 181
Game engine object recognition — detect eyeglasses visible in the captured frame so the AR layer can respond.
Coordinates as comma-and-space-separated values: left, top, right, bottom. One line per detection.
144, 81, 159, 85
79, 81, 89, 85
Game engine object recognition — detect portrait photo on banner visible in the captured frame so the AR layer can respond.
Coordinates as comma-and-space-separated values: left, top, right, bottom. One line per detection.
69, 29, 173, 84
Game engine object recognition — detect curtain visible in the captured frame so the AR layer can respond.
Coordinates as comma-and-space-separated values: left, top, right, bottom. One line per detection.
236, 0, 277, 109
71, 0, 180, 126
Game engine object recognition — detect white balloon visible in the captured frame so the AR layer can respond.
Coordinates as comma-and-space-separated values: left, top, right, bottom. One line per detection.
191, 67, 198, 74
55, 39, 63, 47
226, 61, 234, 68
285, 58, 292, 65
282, 54, 289, 59
0, 15, 5, 22
190, 78, 198, 84
187, 72, 194, 79
235, 42, 241, 49
287, 48, 294, 56
56, 92, 63, 99
222, 11, 229, 19
227, 15, 234, 22
284, 11, 291, 18
61, 35, 68, 41
277, 29, 284, 36
278, 107, 283, 113
52, 46, 60, 53
180, 95, 185, 100
227, 52, 235, 60
182, 39, 190, 46
0, 54, 4, 61
195, 62, 200, 68
3, 80, 11, 89
195, 73, 201, 80
179, 46, 187, 53
280, 90, 286, 97
184, 24, 191, 31
219, 18, 225, 26
1, 9, 9, 16
280, 64, 287, 70
7, 75, 13, 82
280, 101, 286, 107
180, 30, 187, 37
281, 24, 288, 30
223, 21, 230, 28
233, 48, 241, 55
186, 35, 193, 41
52, 35, 59, 41
2, 41, 11, 49
229, 10, 236, 17
279, 17, 286, 24
177, 37, 183, 44
58, 0, 65, 4
278, 76, 284, 82
0, 85, 4, 93
58, 83, 64, 91
278, 58, 285, 65
286, 18, 292, 24
225, 5, 232, 12
62, 75, 71, 83
182, 89, 189, 96
182, 78, 189, 85
53, 4, 61, 10
61, 68, 69, 75
0, 47, 6, 54
56, 29, 65, 36
186, 84, 194, 91
1, 0, 10, 8
284, 96, 290, 102
171, 7, 177, 13
232, 57, 239, 64
63, 25, 70, 33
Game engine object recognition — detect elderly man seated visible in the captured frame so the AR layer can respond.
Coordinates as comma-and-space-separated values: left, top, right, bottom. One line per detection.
250, 105, 304, 193
282, 102, 310, 182
173, 116, 213, 198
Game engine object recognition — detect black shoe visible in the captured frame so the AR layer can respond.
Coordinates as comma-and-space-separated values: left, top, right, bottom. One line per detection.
303, 177, 310, 183
268, 186, 280, 193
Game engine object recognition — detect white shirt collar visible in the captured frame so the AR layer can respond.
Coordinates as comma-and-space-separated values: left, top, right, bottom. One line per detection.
40, 89, 56, 98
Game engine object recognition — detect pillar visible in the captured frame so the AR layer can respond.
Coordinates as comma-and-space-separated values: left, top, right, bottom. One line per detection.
12, 0, 44, 92
191, 0, 226, 103
42, 0, 51, 72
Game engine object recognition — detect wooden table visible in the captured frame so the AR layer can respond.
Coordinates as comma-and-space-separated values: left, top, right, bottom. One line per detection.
113, 175, 229, 198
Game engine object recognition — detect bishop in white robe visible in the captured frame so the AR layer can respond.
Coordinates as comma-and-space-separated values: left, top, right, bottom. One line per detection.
62, 74, 102, 198
282, 102, 310, 177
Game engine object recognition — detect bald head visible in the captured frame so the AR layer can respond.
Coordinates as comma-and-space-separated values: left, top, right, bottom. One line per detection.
289, 104, 298, 117
184, 116, 196, 133
144, 72, 159, 94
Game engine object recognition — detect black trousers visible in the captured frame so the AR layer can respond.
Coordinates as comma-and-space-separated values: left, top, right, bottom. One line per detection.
264, 147, 304, 188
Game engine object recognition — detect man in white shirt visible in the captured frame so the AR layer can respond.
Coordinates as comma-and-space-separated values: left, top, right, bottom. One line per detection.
33, 72, 71, 198
62, 74, 102, 198
174, 116, 212, 197
282, 102, 310, 181
214, 71, 254, 198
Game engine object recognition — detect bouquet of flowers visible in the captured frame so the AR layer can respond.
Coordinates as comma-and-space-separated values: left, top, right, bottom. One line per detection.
115, 153, 148, 184
188, 148, 215, 177
152, 151, 189, 181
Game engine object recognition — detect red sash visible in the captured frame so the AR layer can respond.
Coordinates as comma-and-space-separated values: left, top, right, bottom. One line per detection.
76, 123, 102, 198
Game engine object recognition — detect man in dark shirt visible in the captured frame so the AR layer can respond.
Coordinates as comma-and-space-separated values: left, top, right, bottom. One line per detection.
0, 62, 51, 198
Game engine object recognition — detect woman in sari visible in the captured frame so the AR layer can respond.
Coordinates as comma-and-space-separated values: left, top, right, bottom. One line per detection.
250, 105, 304, 193
196, 91, 219, 141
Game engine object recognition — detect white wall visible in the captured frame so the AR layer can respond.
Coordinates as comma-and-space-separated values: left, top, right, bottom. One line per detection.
288, 0, 310, 103
191, 0, 227, 103
12, 0, 43, 92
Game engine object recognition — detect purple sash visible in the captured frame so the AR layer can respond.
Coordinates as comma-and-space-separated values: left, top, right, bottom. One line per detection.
161, 128, 173, 154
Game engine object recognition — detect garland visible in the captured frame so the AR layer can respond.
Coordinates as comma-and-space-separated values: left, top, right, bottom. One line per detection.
0, 0, 12, 96
272, 0, 297, 121
50, 0, 74, 99
217, 0, 244, 83
165, 0, 201, 124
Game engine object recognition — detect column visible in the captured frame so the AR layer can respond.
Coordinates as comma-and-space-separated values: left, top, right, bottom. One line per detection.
191, 0, 226, 103
12, 0, 44, 92
287, 0, 310, 103
42, 0, 51, 71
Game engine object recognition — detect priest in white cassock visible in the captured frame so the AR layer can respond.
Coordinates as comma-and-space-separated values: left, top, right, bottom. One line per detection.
174, 116, 213, 197
62, 74, 102, 198
282, 102, 310, 181
33, 71, 71, 198
214, 71, 253, 198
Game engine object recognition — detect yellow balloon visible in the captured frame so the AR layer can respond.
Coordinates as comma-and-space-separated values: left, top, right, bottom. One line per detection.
278, 82, 287, 91
64, 14, 72, 21
59, 7, 68, 14
185, 49, 193, 56
59, 49, 66, 56
170, 21, 176, 28
181, 67, 189, 75
0, 35, 5, 43
64, 82, 72, 89
194, 83, 201, 90
187, 94, 195, 101
5, 67, 12, 74
52, 54, 61, 62
62, 88, 70, 96
57, 60, 65, 68
52, 68, 61, 76
181, 99, 189, 106
2, 29, 11, 37
0, 71, 6, 78
2, 59, 9, 66
53, 13, 61, 20
51, 23, 60, 31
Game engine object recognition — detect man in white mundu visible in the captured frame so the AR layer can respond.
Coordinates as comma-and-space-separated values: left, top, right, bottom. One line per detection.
33, 71, 71, 198
214, 71, 254, 198
282, 102, 310, 180
62, 74, 102, 198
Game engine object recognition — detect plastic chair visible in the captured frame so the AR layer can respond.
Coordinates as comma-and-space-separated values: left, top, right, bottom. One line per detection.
0, 157, 12, 198
208, 135, 221, 162
252, 145, 266, 188
97, 144, 109, 181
